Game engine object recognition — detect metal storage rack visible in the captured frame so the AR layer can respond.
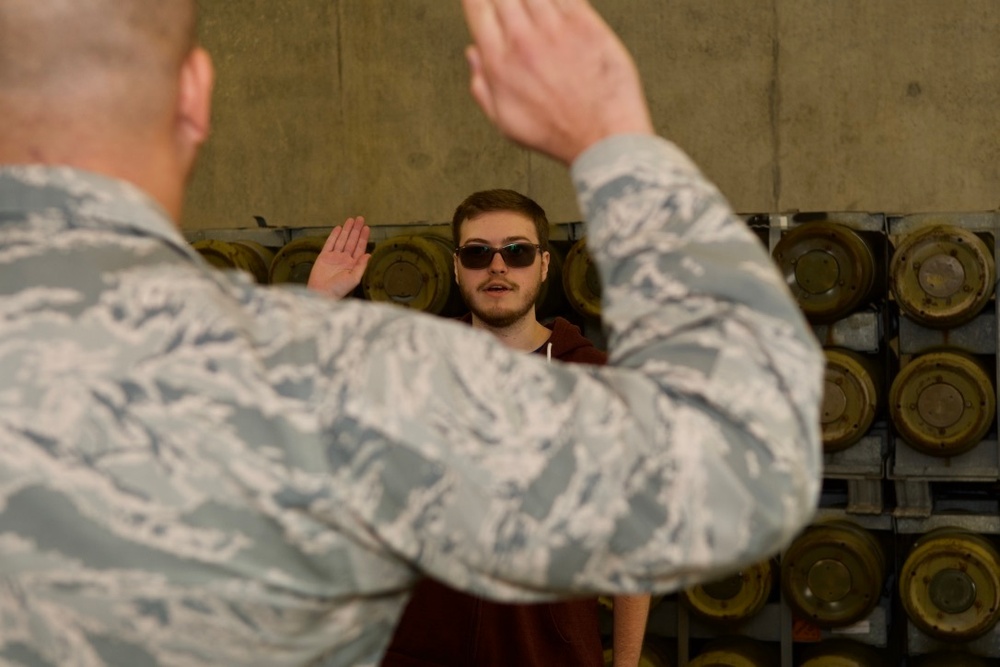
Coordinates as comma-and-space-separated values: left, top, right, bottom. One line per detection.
766, 213, 890, 520
186, 210, 1000, 665
886, 213, 1000, 519
895, 515, 1000, 659
886, 214, 1000, 663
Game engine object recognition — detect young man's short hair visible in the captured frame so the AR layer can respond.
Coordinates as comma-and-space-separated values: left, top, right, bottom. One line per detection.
451, 189, 550, 251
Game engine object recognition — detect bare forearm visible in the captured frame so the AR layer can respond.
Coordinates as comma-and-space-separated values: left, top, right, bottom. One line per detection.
612, 595, 650, 667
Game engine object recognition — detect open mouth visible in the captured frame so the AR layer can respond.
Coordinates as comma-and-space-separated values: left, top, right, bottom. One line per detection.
483, 283, 513, 293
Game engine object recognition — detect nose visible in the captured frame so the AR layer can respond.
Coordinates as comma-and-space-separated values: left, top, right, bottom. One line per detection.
488, 249, 508, 274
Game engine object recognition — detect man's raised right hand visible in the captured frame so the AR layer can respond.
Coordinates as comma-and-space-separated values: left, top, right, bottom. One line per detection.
460, 0, 656, 165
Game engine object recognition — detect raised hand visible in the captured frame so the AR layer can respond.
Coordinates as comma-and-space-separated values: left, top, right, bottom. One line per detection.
460, 0, 655, 165
307, 216, 372, 299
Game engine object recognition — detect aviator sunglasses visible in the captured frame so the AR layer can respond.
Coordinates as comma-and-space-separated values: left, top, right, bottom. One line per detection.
454, 242, 542, 270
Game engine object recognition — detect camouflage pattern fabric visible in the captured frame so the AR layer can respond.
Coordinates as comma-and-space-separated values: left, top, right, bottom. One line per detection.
0, 135, 823, 666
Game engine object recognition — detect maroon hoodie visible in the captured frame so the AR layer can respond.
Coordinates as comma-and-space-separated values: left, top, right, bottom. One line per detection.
380, 316, 606, 667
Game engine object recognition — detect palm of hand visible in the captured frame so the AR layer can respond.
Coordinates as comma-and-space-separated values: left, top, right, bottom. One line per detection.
306, 216, 372, 299
309, 250, 368, 299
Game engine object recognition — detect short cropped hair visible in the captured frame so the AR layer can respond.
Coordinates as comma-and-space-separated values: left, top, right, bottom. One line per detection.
451, 189, 550, 251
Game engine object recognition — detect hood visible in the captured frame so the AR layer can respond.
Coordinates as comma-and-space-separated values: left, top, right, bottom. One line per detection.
455, 313, 606, 366
542, 317, 607, 365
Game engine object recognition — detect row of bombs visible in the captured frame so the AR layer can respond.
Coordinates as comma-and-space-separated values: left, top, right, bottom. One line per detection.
821, 346, 995, 457
600, 521, 1000, 663
192, 230, 999, 458
756, 521, 999, 643
191, 233, 604, 320
798, 222, 1000, 459
192, 220, 997, 329
602, 638, 986, 667
195, 233, 988, 471
771, 222, 995, 328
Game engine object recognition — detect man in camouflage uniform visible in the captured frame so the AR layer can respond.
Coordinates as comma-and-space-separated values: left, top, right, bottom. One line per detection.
0, 0, 825, 666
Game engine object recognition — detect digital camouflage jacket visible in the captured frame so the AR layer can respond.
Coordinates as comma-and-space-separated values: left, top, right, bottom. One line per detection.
0, 135, 824, 666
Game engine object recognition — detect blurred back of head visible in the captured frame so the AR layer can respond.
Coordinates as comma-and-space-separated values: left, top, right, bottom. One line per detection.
0, 0, 197, 157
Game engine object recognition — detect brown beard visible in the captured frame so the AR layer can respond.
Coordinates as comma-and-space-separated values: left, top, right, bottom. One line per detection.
460, 278, 542, 329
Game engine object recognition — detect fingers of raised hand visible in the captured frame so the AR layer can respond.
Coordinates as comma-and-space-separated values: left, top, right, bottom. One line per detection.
350, 220, 371, 259
461, 0, 504, 56
461, 0, 650, 164
521, 0, 572, 28
325, 216, 368, 257
341, 217, 369, 257
339, 218, 359, 252
322, 225, 343, 254
468, 0, 583, 48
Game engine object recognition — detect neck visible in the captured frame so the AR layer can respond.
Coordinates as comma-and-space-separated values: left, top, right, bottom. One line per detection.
0, 114, 185, 223
471, 311, 552, 352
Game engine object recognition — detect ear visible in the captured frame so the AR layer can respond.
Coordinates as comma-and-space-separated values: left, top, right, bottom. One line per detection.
176, 47, 214, 159
540, 249, 550, 283
453, 254, 462, 285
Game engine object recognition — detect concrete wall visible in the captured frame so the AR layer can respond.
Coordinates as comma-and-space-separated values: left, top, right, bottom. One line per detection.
183, 0, 1000, 231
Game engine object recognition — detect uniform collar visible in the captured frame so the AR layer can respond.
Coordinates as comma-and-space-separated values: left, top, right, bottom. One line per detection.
0, 165, 200, 262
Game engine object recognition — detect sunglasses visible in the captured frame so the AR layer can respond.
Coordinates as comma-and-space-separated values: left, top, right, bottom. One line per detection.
454, 243, 542, 269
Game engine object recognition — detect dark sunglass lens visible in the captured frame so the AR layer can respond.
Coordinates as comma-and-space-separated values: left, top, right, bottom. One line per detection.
458, 245, 493, 269
500, 243, 536, 267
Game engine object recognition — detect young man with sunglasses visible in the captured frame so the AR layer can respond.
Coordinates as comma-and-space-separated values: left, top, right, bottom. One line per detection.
379, 189, 649, 667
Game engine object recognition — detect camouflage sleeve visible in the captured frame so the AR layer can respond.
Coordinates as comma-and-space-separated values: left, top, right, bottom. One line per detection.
0, 147, 821, 662
325, 135, 824, 601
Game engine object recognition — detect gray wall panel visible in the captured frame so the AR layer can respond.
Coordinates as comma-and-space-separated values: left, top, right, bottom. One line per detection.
183, 1, 1000, 230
